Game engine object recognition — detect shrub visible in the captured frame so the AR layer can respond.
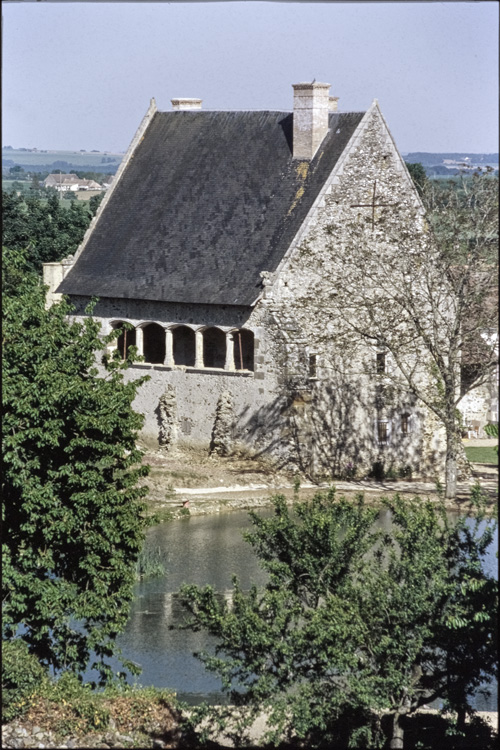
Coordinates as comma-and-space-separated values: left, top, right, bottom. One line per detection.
2, 640, 48, 723
37, 672, 110, 735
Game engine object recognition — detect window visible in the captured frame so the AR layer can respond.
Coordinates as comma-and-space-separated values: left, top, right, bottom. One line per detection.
376, 351, 386, 374
143, 323, 166, 364
460, 363, 482, 397
234, 329, 254, 371
308, 354, 318, 378
377, 420, 388, 445
401, 414, 410, 436
172, 326, 196, 367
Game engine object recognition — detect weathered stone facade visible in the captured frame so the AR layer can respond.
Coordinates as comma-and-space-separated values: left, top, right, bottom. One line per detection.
44, 86, 455, 480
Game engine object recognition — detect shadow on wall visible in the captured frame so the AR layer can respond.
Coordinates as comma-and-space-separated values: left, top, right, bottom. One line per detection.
234, 369, 375, 480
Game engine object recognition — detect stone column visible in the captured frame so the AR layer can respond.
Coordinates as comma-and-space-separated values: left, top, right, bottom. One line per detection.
225, 332, 236, 371
135, 326, 144, 358
195, 329, 204, 369
164, 328, 174, 366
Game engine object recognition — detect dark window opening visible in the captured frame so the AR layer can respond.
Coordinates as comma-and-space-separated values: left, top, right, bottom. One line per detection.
460, 363, 482, 397
203, 327, 226, 369
308, 354, 318, 378
234, 329, 254, 371
377, 420, 388, 445
376, 351, 386, 374
143, 323, 165, 364
172, 326, 196, 367
401, 414, 409, 436
112, 322, 136, 360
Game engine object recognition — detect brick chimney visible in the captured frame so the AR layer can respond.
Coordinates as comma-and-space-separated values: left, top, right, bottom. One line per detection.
292, 82, 331, 160
171, 98, 202, 111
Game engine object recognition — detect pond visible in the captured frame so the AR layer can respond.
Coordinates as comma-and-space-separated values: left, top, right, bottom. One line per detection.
109, 508, 497, 709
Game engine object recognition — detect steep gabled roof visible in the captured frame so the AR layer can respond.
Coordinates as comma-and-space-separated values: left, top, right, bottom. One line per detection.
58, 109, 364, 306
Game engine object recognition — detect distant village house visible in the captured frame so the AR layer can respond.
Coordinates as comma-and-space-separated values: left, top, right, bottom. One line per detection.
43, 174, 103, 192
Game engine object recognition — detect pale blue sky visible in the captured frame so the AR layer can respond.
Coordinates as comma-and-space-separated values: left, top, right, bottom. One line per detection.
2, 2, 498, 153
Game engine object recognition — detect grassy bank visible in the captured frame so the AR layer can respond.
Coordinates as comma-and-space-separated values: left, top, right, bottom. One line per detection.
464, 446, 498, 465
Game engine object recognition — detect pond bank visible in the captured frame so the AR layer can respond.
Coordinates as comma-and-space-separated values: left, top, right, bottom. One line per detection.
146, 471, 498, 521
3, 708, 497, 749
141, 441, 497, 521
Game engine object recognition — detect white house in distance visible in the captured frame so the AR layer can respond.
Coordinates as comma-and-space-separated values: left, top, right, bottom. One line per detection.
44, 174, 103, 192
43, 81, 467, 480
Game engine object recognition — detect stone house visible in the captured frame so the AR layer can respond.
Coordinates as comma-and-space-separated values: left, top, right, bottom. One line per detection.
43, 82, 446, 478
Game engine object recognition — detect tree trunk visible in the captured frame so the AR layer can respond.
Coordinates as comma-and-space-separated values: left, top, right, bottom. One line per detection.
390, 712, 404, 749
456, 705, 467, 733
445, 441, 458, 499
444, 411, 459, 499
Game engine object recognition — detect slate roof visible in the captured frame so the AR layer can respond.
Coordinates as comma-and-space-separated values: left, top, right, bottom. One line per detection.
58, 109, 365, 306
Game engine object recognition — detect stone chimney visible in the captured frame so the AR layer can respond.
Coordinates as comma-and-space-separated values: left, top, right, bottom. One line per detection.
292, 82, 331, 160
329, 96, 339, 112
171, 98, 202, 111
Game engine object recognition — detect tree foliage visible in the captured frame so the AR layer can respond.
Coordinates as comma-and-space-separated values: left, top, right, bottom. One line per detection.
2, 190, 93, 274
405, 162, 428, 196
2, 257, 151, 684
179, 490, 497, 749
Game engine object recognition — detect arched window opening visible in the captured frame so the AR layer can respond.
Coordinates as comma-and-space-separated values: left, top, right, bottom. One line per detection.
234, 329, 254, 371
173, 326, 195, 367
143, 323, 165, 364
112, 321, 136, 360
203, 328, 226, 369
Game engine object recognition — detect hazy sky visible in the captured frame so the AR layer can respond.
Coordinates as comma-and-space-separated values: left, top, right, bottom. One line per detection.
2, 1, 498, 153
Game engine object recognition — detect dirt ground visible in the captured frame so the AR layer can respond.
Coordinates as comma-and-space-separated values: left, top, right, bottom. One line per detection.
139, 439, 498, 517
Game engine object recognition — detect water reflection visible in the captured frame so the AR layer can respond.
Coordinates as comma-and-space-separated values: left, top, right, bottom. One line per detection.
115, 508, 497, 708
116, 511, 269, 700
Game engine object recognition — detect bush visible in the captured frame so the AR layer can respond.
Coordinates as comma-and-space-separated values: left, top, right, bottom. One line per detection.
2, 640, 48, 723
36, 672, 110, 736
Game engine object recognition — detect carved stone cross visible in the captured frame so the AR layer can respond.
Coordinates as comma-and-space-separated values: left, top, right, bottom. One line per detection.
350, 179, 398, 231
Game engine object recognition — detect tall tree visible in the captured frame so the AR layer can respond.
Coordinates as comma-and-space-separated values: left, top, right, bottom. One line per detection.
302, 169, 498, 498
2, 255, 151, 683
179, 491, 497, 749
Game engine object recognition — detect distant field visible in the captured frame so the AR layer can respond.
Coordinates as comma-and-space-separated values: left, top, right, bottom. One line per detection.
2, 148, 123, 169
464, 446, 498, 465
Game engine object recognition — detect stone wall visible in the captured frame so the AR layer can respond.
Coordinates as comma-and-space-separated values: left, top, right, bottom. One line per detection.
248, 103, 439, 478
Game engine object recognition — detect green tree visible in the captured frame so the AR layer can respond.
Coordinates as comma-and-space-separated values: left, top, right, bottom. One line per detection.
89, 192, 105, 217
2, 190, 93, 273
179, 491, 497, 749
2, 258, 151, 684
405, 161, 428, 196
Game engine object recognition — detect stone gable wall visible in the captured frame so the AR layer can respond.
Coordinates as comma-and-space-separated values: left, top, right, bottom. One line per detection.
251, 105, 447, 478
